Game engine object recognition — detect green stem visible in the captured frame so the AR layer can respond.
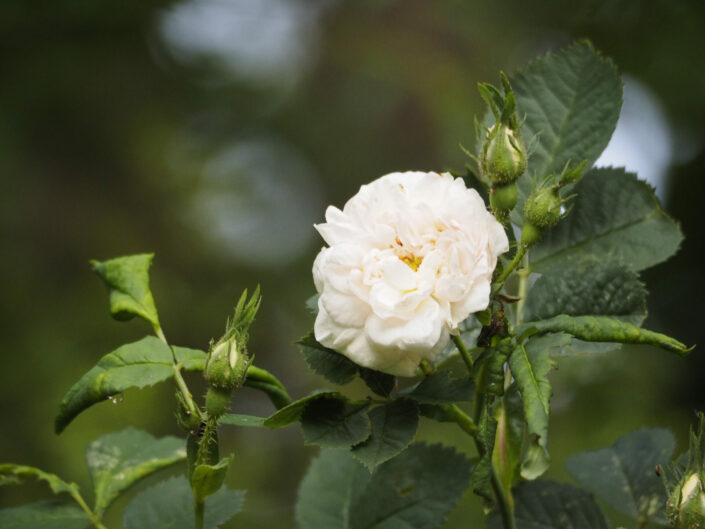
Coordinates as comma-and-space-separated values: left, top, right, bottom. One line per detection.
195, 498, 205, 529
635, 516, 648, 529
515, 262, 530, 328
445, 404, 478, 435
489, 467, 517, 529
452, 334, 475, 373
493, 244, 527, 291
70, 491, 109, 529
244, 379, 292, 409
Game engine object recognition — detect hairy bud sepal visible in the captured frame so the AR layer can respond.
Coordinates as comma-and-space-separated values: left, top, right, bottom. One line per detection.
525, 187, 563, 230
481, 125, 527, 184
490, 183, 518, 220
205, 387, 232, 418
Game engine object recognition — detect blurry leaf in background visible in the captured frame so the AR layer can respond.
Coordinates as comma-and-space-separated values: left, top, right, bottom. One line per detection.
0, 500, 91, 529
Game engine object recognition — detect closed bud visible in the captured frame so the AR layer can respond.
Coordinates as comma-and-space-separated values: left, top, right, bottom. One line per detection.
204, 336, 250, 391
525, 187, 563, 230
481, 124, 527, 184
670, 473, 705, 529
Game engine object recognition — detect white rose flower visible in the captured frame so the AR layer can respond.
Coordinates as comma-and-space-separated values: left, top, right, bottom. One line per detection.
312, 171, 509, 377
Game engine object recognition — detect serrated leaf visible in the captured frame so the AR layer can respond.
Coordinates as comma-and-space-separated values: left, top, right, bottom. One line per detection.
518, 315, 691, 356
301, 397, 371, 448
191, 456, 232, 502
297, 332, 359, 385
295, 443, 471, 529
351, 400, 419, 471
524, 261, 647, 325
359, 368, 396, 397
566, 428, 675, 524
123, 476, 244, 529
263, 390, 340, 428
508, 343, 554, 479
0, 500, 91, 529
0, 464, 79, 496
530, 167, 683, 272
219, 414, 266, 427
510, 40, 622, 223
85, 427, 186, 515
91, 253, 160, 326
487, 480, 609, 529
55, 336, 206, 433
400, 370, 474, 404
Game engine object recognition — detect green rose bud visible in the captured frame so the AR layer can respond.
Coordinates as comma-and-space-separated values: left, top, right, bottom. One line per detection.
481, 124, 527, 184
524, 186, 563, 230
204, 336, 250, 391
670, 473, 705, 529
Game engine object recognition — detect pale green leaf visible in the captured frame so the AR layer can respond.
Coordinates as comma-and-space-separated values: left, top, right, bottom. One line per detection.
91, 253, 160, 326
295, 443, 471, 529
492, 385, 524, 500
351, 400, 419, 471
530, 167, 683, 272
0, 464, 78, 496
55, 337, 206, 433
510, 40, 622, 223
191, 456, 232, 502
0, 500, 91, 529
518, 315, 691, 356
566, 428, 675, 524
297, 332, 358, 385
301, 397, 371, 448
219, 414, 266, 427
85, 427, 186, 515
123, 477, 244, 529
508, 343, 554, 479
487, 480, 609, 529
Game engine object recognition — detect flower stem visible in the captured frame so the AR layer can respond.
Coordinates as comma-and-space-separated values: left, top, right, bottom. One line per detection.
452, 334, 474, 373
195, 498, 205, 529
445, 404, 478, 435
70, 490, 109, 529
493, 244, 527, 291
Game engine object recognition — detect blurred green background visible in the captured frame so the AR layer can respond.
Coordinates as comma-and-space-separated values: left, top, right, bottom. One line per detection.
2, 0, 705, 527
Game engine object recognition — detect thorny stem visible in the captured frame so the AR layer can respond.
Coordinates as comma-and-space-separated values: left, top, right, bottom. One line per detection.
70, 490, 109, 529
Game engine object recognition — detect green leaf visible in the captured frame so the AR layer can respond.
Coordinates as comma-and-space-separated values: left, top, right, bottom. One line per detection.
295, 443, 471, 529
219, 414, 266, 427
191, 456, 232, 502
0, 500, 91, 529
508, 343, 554, 479
55, 336, 206, 433
123, 477, 244, 529
524, 261, 647, 325
510, 40, 622, 223
492, 385, 524, 501
0, 464, 79, 496
530, 167, 683, 272
399, 370, 474, 404
488, 480, 609, 529
518, 315, 692, 356
91, 253, 160, 326
351, 400, 419, 471
297, 331, 359, 385
85, 427, 186, 515
301, 396, 371, 448
359, 368, 396, 397
566, 428, 675, 524
263, 390, 340, 428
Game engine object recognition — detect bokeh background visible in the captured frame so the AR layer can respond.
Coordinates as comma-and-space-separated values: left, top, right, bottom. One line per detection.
2, 1, 705, 527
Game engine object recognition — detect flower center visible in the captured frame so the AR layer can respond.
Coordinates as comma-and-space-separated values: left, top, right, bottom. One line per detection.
399, 254, 423, 271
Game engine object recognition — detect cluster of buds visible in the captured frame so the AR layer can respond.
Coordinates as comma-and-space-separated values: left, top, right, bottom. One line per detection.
520, 161, 586, 247
477, 72, 528, 220
203, 286, 261, 418
662, 413, 705, 529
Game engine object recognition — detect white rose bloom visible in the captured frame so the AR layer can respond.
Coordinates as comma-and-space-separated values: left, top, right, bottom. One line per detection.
313, 171, 509, 377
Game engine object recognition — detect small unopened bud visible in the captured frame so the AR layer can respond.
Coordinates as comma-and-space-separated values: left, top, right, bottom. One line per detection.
204, 337, 250, 391
672, 473, 705, 529
481, 125, 527, 184
175, 392, 201, 432
525, 187, 563, 230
